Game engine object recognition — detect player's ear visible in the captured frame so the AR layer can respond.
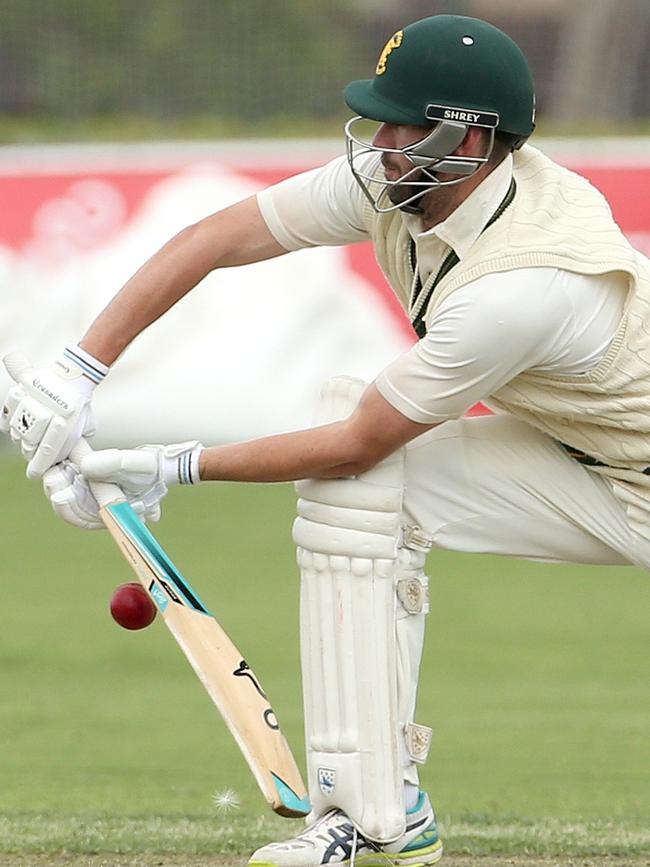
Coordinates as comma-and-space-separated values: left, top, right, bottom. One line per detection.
455, 125, 486, 156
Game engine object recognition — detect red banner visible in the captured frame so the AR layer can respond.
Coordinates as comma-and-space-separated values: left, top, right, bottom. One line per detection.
2, 143, 649, 434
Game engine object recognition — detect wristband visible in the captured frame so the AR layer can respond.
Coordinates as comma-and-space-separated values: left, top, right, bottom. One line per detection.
161, 441, 204, 486
63, 345, 110, 385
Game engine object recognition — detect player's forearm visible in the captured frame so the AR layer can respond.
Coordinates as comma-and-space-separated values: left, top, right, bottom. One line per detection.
198, 385, 434, 483
198, 422, 369, 483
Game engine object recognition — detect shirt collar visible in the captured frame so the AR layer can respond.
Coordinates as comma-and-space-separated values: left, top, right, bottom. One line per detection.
404, 154, 513, 259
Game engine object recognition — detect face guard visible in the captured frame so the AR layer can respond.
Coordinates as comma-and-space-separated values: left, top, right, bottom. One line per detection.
344, 105, 498, 214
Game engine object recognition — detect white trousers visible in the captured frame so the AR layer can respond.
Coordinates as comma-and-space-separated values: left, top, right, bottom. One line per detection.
304, 414, 649, 813
403, 414, 650, 569
395, 414, 650, 798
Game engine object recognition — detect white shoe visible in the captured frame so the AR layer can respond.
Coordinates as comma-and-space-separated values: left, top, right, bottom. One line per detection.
249, 791, 443, 867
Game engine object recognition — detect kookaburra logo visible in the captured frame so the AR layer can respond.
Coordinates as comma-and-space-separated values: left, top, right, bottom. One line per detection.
234, 660, 267, 698
376, 30, 403, 75
233, 660, 279, 730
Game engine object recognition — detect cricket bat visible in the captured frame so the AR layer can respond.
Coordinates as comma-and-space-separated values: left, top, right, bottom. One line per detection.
3, 352, 310, 819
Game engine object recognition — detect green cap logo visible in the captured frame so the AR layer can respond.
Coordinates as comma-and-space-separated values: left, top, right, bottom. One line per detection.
375, 30, 403, 75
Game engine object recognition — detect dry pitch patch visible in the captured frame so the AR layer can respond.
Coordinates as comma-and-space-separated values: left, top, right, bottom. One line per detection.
3, 857, 650, 867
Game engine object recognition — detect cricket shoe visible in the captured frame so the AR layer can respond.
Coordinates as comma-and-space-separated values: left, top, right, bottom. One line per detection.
248, 791, 442, 867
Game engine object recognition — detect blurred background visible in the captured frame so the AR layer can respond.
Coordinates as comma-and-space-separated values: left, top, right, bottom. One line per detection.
2, 0, 650, 140
1, 3, 650, 854
1, 0, 650, 445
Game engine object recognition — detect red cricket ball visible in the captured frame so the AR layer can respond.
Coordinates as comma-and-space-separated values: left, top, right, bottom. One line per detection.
110, 582, 157, 630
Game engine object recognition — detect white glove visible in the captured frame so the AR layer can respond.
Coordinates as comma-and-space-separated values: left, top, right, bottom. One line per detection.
43, 461, 162, 530
80, 441, 204, 490
1, 348, 109, 479
42, 441, 204, 531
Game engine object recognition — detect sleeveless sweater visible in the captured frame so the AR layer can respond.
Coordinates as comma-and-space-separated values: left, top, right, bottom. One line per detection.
363, 145, 650, 494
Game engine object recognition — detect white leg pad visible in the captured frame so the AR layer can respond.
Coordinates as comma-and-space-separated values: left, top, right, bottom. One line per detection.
294, 377, 409, 843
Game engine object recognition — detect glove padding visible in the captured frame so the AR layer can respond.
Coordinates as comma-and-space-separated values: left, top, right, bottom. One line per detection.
80, 441, 203, 489
42, 441, 203, 530
2, 349, 107, 479
43, 461, 162, 530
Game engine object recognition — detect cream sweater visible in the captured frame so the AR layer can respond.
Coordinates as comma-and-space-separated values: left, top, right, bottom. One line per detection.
363, 145, 650, 491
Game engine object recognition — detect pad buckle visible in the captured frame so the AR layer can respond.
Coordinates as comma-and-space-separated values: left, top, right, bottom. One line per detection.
402, 525, 434, 552
405, 722, 433, 764
396, 577, 428, 614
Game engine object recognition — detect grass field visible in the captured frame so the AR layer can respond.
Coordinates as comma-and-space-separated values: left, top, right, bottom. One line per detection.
1, 454, 649, 864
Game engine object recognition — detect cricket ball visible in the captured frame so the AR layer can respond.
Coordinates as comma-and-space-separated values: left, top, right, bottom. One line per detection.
110, 582, 157, 630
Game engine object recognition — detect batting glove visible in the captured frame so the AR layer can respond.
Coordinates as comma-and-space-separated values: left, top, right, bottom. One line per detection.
1, 348, 109, 479
43, 460, 162, 530
80, 441, 204, 492
44, 441, 203, 529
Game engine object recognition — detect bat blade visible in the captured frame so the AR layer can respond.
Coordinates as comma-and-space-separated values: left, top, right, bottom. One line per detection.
100, 499, 310, 818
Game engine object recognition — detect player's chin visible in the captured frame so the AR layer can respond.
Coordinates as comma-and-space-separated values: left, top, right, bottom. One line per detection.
385, 182, 421, 207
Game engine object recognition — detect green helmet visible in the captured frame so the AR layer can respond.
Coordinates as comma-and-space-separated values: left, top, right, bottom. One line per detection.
343, 15, 535, 213
344, 14, 535, 139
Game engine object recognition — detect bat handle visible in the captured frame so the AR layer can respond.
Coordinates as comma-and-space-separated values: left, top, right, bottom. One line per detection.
70, 439, 125, 508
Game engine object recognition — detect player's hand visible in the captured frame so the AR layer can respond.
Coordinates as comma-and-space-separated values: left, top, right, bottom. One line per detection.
43, 460, 162, 530
79, 441, 204, 492
1, 349, 109, 480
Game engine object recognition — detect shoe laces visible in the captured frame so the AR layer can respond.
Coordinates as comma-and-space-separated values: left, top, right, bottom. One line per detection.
300, 809, 395, 867
349, 822, 395, 867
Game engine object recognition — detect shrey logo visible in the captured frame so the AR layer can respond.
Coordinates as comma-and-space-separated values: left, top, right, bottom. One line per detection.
318, 767, 336, 796
376, 30, 403, 75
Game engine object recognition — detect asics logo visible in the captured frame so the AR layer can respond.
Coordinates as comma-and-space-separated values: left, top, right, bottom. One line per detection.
322, 823, 375, 864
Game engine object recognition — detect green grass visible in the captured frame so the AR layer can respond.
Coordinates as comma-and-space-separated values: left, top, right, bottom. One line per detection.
1, 454, 649, 858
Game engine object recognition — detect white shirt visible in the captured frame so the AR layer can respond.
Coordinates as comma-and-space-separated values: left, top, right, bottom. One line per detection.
257, 153, 627, 423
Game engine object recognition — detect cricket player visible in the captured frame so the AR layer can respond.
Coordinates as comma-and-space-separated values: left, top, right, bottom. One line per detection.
4, 14, 650, 867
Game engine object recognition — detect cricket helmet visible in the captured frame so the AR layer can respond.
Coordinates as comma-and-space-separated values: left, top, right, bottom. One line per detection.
343, 15, 535, 212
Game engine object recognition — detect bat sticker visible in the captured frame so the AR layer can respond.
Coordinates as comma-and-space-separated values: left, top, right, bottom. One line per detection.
234, 659, 267, 698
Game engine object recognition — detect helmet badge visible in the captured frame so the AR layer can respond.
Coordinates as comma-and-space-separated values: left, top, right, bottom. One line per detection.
375, 30, 403, 75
